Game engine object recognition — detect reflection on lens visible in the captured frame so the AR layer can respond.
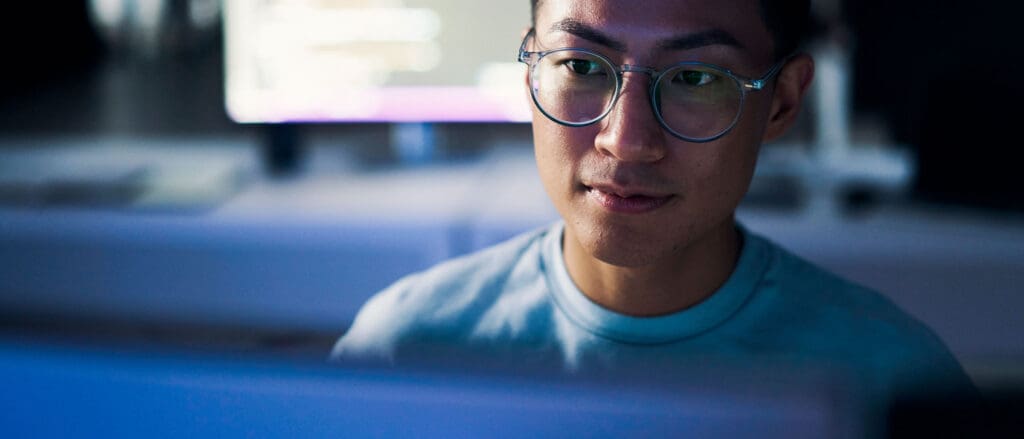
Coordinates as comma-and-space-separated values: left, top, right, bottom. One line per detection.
655, 64, 742, 141
532, 49, 616, 125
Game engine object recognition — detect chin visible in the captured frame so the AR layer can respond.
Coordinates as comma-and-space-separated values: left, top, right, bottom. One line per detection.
573, 217, 691, 268
591, 246, 663, 268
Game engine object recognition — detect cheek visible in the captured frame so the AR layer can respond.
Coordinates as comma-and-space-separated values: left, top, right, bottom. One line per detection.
532, 117, 596, 191
532, 120, 578, 209
741, 93, 774, 142
705, 151, 757, 207
673, 133, 760, 211
690, 97, 770, 192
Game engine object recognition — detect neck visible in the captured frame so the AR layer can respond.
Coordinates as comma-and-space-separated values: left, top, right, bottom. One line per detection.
562, 218, 742, 317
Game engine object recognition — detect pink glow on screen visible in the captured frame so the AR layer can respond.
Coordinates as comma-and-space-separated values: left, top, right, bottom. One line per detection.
229, 87, 532, 124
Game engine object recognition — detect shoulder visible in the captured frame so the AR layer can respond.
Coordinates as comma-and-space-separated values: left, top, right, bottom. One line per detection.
331, 224, 554, 363
755, 232, 935, 342
747, 231, 973, 394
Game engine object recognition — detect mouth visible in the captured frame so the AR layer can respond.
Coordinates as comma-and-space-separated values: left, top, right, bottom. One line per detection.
583, 183, 675, 214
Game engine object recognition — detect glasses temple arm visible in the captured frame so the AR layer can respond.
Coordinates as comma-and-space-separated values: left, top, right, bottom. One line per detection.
747, 54, 794, 90
517, 28, 536, 63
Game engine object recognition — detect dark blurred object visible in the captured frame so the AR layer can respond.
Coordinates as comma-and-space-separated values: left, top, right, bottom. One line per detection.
0, 4, 104, 106
262, 123, 306, 177
845, 1, 1024, 212
0, 1, 236, 136
887, 390, 1024, 438
87, 0, 221, 60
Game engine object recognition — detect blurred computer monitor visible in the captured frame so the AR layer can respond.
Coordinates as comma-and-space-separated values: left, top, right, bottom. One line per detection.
223, 0, 531, 124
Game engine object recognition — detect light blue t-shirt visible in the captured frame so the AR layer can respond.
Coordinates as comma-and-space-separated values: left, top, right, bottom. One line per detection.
333, 221, 973, 405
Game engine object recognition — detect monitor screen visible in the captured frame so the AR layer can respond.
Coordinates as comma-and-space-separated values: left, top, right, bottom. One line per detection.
223, 0, 533, 123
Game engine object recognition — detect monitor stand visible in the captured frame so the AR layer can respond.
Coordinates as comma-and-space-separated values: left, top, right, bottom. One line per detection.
260, 122, 438, 174
261, 123, 304, 177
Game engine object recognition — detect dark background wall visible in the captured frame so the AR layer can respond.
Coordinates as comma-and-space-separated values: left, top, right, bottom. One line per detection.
0, 4, 103, 104
844, 1, 1024, 211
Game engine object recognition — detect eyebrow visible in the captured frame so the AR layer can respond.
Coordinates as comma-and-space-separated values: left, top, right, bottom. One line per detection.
548, 18, 744, 53
549, 19, 627, 51
658, 28, 744, 52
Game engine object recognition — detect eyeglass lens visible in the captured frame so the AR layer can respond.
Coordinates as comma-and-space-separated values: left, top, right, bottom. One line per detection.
532, 50, 618, 125
531, 49, 744, 140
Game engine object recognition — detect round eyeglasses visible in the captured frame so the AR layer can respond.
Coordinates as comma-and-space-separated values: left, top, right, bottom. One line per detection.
517, 29, 786, 143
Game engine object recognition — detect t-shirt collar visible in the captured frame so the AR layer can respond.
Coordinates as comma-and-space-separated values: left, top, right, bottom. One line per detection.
541, 221, 769, 344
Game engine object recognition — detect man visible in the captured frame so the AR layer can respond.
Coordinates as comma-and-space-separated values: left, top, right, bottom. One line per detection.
333, 0, 972, 409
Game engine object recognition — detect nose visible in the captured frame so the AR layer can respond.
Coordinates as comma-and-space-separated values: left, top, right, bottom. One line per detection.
594, 72, 667, 163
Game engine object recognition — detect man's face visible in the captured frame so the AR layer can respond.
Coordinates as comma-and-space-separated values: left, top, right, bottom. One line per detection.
530, 0, 781, 268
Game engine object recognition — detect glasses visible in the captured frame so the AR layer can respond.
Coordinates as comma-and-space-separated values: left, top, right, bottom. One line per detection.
517, 29, 786, 143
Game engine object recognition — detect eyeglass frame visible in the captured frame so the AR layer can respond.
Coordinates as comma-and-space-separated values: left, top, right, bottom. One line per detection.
517, 28, 789, 143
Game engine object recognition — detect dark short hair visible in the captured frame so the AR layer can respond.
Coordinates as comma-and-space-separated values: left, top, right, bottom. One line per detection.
529, 0, 810, 60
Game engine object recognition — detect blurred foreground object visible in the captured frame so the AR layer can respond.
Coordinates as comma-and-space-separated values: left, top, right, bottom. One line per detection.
0, 338, 864, 438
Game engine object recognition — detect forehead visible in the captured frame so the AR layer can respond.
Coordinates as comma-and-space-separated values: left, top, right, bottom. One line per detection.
535, 0, 774, 64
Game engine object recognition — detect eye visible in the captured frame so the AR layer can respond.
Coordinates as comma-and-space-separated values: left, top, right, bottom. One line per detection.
564, 59, 604, 76
675, 70, 717, 86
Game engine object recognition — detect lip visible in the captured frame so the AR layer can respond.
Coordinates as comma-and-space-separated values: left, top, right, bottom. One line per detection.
584, 183, 675, 214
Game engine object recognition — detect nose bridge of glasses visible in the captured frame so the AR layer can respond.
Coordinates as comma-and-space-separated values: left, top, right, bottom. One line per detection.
619, 65, 657, 92
615, 65, 658, 97
604, 64, 662, 137
598, 64, 667, 161
619, 64, 657, 76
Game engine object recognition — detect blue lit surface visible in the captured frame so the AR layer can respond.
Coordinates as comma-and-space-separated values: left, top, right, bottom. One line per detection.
0, 340, 855, 438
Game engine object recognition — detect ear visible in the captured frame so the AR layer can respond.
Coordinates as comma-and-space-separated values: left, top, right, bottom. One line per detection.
761, 54, 814, 143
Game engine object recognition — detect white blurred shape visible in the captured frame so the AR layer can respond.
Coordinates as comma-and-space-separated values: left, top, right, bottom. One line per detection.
477, 62, 532, 121
305, 8, 441, 43
89, 0, 127, 29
